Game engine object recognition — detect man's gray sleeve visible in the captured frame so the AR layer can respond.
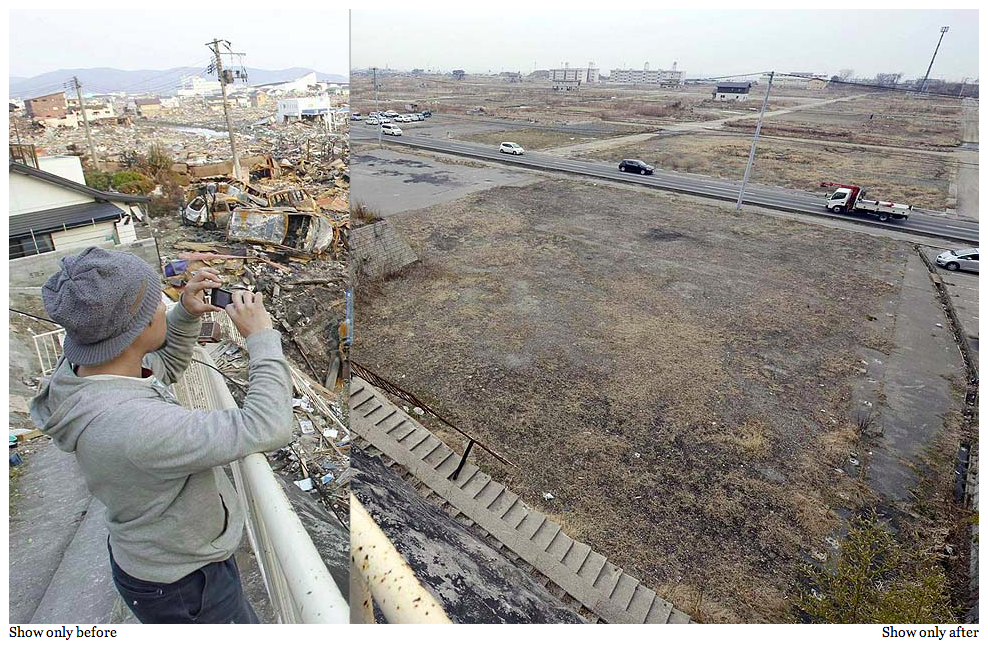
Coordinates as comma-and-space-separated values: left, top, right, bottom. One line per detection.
144, 302, 201, 385
127, 329, 294, 477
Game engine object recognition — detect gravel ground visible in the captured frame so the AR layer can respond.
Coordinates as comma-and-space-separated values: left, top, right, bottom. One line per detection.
354, 178, 911, 622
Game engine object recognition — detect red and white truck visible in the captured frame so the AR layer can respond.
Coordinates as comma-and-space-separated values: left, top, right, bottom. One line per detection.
821, 182, 911, 222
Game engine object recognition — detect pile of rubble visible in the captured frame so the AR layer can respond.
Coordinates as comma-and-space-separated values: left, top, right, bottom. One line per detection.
149, 141, 350, 515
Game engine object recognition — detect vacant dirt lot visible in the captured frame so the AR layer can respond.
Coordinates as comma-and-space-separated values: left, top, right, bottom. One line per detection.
351, 72, 810, 128
355, 179, 911, 622
728, 93, 963, 150
575, 133, 952, 210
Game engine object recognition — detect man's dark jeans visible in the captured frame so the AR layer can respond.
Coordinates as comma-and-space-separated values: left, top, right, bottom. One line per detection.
108, 542, 259, 624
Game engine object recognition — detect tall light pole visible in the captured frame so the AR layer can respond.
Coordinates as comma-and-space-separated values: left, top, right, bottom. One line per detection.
373, 67, 382, 147
736, 71, 773, 212
920, 26, 949, 93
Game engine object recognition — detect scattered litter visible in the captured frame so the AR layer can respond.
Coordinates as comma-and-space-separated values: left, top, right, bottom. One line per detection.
294, 478, 314, 492
542, 492, 554, 501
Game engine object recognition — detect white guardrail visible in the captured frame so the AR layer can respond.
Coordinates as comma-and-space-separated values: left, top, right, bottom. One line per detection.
349, 495, 451, 624
183, 344, 349, 623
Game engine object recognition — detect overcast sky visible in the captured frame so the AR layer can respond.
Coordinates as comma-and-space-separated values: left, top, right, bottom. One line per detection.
352, 9, 979, 80
9, 9, 349, 77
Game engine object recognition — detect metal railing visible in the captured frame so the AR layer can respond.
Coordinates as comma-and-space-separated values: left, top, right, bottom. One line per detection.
181, 344, 349, 623
33, 328, 66, 375
349, 495, 451, 624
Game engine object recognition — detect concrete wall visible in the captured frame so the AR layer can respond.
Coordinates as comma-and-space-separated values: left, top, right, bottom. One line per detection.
350, 220, 417, 281
9, 237, 161, 291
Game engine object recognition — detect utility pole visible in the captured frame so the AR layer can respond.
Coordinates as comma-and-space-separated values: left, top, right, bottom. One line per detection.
736, 71, 773, 212
71, 77, 101, 171
373, 67, 382, 147
207, 38, 244, 180
920, 26, 949, 93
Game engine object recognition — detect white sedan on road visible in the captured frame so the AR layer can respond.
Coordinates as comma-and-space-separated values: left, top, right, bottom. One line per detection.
936, 248, 979, 273
382, 123, 403, 136
499, 142, 525, 155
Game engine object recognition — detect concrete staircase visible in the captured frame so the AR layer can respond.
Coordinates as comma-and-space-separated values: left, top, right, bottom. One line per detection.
350, 377, 692, 624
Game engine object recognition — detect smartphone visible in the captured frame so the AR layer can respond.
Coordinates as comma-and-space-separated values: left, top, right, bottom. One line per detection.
210, 288, 234, 308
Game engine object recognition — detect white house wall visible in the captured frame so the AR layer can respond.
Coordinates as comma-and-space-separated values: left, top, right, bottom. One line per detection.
9, 173, 92, 217
51, 221, 116, 250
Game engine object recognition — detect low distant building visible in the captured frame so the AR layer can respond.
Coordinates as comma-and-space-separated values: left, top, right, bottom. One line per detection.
761, 72, 829, 90
67, 102, 116, 122
713, 82, 752, 102
251, 92, 273, 108
134, 98, 163, 118
276, 95, 334, 123
177, 75, 222, 97
26, 92, 68, 120
551, 64, 600, 91
8, 156, 149, 259
254, 72, 319, 96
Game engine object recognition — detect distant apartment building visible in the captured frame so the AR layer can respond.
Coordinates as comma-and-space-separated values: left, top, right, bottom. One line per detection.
25, 92, 68, 120
177, 75, 222, 97
551, 63, 600, 91
609, 62, 683, 86
713, 82, 752, 102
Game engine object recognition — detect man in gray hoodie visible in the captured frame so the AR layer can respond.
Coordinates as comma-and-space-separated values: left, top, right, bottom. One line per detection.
30, 247, 293, 624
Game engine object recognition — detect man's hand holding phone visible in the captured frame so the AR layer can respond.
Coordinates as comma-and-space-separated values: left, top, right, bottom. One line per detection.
181, 270, 224, 317
224, 289, 273, 338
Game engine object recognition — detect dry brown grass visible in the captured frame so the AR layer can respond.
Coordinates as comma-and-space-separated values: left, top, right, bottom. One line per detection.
354, 178, 912, 623
576, 133, 952, 210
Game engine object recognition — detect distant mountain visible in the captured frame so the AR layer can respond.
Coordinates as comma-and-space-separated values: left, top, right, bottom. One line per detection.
9, 67, 347, 98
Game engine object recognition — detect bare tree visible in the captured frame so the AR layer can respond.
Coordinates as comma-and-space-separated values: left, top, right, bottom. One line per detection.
838, 68, 854, 81
875, 72, 903, 87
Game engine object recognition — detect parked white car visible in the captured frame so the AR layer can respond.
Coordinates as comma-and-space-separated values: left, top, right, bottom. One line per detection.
499, 142, 525, 155
396, 114, 412, 123
382, 123, 403, 136
936, 248, 979, 273
366, 117, 380, 126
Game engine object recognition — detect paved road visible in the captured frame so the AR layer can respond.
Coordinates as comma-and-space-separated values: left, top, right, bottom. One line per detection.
354, 129, 979, 244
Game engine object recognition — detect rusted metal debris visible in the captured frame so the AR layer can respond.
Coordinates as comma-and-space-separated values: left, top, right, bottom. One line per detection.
182, 174, 346, 255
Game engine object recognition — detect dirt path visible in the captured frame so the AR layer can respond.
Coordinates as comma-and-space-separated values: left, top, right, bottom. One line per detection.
953, 99, 979, 223
547, 93, 870, 156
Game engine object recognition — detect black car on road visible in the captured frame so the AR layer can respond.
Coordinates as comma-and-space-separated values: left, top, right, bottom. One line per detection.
618, 159, 654, 175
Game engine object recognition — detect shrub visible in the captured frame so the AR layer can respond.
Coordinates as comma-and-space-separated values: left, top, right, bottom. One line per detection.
84, 170, 112, 191
796, 515, 956, 623
110, 170, 154, 195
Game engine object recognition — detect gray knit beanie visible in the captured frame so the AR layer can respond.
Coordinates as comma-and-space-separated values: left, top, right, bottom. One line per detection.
42, 247, 162, 366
